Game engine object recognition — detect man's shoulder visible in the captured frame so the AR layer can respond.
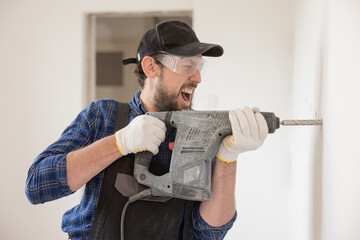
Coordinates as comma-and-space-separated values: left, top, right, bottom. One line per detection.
86, 99, 128, 111
81, 99, 122, 117
81, 99, 132, 122
90, 98, 121, 106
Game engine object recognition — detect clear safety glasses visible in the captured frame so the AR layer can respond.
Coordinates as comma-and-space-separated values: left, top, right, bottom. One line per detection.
156, 54, 207, 77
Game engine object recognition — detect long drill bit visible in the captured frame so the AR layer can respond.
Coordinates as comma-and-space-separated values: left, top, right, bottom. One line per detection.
281, 119, 323, 126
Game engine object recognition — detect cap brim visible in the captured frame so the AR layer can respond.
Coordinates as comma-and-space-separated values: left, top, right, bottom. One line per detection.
122, 58, 137, 65
162, 42, 224, 57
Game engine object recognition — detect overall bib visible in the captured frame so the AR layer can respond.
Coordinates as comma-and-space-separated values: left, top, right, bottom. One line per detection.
88, 102, 196, 240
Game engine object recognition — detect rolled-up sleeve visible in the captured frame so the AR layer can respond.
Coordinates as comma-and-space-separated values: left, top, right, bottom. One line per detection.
25, 153, 72, 204
191, 203, 237, 240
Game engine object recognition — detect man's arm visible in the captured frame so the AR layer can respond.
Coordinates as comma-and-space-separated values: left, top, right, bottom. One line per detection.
26, 100, 166, 204
199, 159, 236, 227
66, 134, 122, 192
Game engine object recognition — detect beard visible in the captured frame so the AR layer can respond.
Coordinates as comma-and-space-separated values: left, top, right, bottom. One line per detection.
153, 73, 196, 112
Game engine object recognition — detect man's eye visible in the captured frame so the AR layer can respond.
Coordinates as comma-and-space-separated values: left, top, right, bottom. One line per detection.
183, 65, 193, 69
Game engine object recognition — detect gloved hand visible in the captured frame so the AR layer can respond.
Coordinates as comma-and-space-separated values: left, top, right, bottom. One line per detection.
216, 107, 268, 163
115, 115, 166, 155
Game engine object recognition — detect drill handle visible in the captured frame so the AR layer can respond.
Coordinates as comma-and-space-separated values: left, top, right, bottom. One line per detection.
134, 150, 152, 169
133, 151, 173, 197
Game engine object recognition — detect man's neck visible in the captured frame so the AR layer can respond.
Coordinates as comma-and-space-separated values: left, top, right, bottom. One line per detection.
139, 90, 157, 112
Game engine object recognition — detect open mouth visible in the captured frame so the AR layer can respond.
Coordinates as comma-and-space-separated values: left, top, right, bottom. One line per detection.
181, 89, 193, 104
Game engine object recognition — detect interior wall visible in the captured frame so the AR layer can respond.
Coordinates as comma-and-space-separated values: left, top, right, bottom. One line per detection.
321, 0, 360, 239
284, 1, 360, 240
290, 0, 325, 239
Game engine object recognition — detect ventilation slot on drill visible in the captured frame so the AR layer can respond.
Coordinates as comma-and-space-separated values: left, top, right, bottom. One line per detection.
180, 147, 205, 153
207, 112, 227, 120
185, 128, 208, 141
207, 113, 229, 129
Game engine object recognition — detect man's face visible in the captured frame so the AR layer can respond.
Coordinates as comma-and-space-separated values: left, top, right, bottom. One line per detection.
153, 60, 202, 111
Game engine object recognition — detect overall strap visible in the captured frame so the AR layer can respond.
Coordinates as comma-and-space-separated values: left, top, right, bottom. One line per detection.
114, 102, 130, 131
88, 102, 130, 240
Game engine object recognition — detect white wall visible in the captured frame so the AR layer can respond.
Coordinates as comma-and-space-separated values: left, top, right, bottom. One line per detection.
321, 1, 360, 239
291, 1, 360, 240
290, 0, 325, 239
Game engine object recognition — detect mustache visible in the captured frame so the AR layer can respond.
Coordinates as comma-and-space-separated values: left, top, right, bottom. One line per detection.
181, 82, 198, 90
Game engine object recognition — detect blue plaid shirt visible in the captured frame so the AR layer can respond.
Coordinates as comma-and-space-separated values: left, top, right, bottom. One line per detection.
25, 91, 236, 239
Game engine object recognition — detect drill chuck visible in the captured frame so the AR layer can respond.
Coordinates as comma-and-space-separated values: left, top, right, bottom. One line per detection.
260, 112, 280, 133
260, 112, 323, 133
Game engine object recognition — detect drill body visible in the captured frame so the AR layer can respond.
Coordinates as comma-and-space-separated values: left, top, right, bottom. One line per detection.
133, 110, 279, 202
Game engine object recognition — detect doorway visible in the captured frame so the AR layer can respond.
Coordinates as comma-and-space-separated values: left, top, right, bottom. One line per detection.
85, 12, 192, 105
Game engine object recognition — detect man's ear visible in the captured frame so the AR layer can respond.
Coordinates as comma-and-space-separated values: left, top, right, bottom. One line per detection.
141, 56, 159, 79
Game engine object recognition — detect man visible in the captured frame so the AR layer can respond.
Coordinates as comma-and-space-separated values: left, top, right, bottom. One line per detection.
25, 20, 268, 239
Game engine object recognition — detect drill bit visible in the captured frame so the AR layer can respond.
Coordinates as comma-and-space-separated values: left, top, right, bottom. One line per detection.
281, 119, 323, 126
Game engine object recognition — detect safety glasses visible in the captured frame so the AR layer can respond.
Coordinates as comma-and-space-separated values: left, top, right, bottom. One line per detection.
156, 54, 207, 77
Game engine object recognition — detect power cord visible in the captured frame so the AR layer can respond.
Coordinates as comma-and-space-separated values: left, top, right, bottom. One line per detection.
120, 188, 152, 240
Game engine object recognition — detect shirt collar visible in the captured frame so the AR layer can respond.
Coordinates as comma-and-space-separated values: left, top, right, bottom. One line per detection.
129, 91, 147, 115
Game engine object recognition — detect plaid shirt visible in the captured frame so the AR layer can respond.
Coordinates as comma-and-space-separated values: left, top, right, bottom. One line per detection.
25, 91, 236, 239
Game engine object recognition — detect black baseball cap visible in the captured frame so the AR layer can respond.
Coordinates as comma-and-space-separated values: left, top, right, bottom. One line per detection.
122, 20, 224, 65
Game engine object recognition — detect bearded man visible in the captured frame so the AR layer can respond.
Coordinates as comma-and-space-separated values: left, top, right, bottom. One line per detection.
26, 20, 268, 240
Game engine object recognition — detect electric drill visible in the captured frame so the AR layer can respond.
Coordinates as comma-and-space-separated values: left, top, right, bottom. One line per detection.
133, 110, 322, 202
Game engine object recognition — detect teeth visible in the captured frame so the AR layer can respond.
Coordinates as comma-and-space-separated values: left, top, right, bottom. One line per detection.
181, 89, 194, 94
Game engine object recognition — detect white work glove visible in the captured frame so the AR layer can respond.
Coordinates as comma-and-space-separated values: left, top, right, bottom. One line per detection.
115, 115, 166, 155
216, 107, 268, 163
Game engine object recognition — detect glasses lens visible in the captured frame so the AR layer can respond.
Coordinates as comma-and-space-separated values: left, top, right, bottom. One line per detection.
176, 56, 206, 76
157, 55, 206, 77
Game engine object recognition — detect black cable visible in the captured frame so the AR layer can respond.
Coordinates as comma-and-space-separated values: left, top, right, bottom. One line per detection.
120, 188, 152, 240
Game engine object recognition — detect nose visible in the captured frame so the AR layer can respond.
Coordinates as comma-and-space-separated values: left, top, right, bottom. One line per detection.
189, 70, 202, 84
